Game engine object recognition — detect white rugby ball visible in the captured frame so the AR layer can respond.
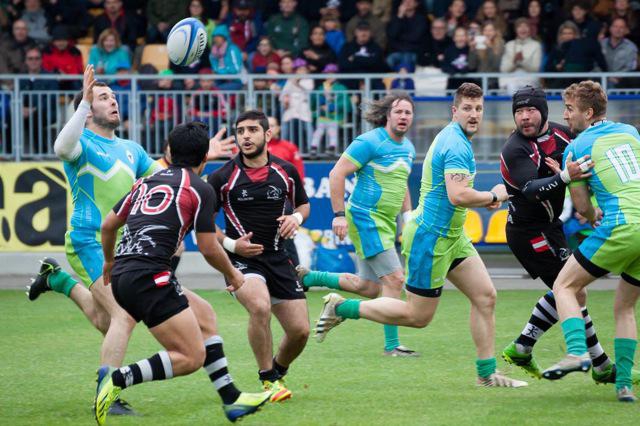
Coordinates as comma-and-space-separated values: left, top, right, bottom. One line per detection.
167, 18, 207, 67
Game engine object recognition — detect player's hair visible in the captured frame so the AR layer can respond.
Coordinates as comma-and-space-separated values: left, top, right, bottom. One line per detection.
235, 109, 269, 132
168, 122, 209, 167
563, 81, 607, 118
453, 82, 483, 106
73, 81, 110, 110
362, 93, 414, 127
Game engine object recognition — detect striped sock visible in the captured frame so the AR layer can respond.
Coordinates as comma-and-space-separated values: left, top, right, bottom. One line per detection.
582, 307, 611, 372
111, 351, 173, 389
514, 291, 557, 351
203, 336, 241, 404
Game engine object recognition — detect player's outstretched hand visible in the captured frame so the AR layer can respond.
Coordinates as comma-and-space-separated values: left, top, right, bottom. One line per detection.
546, 152, 593, 182
332, 216, 348, 241
82, 65, 96, 104
225, 267, 244, 292
277, 215, 299, 239
102, 260, 113, 286
207, 128, 236, 160
235, 232, 264, 257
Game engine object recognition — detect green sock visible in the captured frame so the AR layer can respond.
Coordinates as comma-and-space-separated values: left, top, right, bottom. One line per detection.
614, 338, 637, 391
561, 317, 587, 355
335, 299, 360, 319
384, 325, 399, 351
302, 270, 341, 289
476, 357, 497, 378
47, 269, 78, 297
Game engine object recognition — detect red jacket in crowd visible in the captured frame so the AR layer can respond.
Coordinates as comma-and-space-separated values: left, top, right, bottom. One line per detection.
42, 45, 83, 75
268, 137, 305, 180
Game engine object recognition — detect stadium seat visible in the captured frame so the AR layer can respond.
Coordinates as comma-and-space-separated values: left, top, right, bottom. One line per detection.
75, 44, 91, 67
140, 44, 169, 71
463, 209, 483, 243
484, 209, 508, 244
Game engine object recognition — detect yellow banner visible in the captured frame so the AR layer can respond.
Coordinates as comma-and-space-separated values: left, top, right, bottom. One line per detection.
0, 162, 71, 251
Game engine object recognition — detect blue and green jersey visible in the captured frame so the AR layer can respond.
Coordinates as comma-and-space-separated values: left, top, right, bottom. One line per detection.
63, 128, 159, 233
414, 122, 476, 238
564, 121, 640, 226
343, 127, 415, 258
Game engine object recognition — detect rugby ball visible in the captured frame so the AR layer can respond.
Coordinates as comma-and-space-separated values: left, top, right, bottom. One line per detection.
167, 18, 207, 66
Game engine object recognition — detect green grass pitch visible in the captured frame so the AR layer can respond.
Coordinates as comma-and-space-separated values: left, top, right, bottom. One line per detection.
1, 289, 637, 425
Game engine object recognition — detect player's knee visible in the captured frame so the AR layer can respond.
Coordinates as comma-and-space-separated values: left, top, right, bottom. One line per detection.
410, 311, 434, 328
249, 302, 271, 323
475, 287, 497, 312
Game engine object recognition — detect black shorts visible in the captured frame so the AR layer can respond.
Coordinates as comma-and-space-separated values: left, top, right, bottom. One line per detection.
506, 221, 571, 289
229, 251, 306, 301
111, 269, 189, 328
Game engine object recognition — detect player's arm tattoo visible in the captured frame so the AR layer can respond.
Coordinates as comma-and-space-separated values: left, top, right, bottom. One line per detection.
447, 173, 470, 183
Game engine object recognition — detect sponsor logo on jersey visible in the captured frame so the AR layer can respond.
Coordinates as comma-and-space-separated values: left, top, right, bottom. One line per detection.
126, 150, 134, 164
237, 189, 254, 201
266, 185, 283, 200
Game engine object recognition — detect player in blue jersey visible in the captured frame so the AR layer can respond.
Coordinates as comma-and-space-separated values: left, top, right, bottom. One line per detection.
303, 93, 418, 356
542, 81, 640, 402
315, 83, 526, 387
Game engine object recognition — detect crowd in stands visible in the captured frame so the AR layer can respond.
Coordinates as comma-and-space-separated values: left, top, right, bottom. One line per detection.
2, 0, 640, 156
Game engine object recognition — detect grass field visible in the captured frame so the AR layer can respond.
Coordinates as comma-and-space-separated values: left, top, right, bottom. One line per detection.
1, 288, 637, 425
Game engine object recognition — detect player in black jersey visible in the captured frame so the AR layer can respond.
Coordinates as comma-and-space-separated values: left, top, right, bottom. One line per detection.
499, 86, 625, 384
95, 122, 271, 425
208, 110, 310, 402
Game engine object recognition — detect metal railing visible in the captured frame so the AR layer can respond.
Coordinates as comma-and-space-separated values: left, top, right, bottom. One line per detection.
2, 71, 640, 161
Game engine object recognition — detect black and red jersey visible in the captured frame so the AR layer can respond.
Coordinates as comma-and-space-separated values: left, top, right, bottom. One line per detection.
111, 166, 216, 275
207, 154, 309, 253
500, 122, 574, 227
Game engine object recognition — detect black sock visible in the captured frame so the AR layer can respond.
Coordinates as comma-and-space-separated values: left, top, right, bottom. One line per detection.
203, 336, 241, 404
111, 351, 173, 389
170, 255, 181, 275
515, 291, 558, 349
258, 368, 279, 382
273, 357, 288, 379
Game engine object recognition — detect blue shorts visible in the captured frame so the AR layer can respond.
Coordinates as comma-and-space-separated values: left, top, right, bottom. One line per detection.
65, 229, 104, 287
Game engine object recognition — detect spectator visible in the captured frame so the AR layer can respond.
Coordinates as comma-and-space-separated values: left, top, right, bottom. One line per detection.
189, 0, 217, 47
146, 0, 190, 43
189, 68, 228, 123
89, 29, 132, 76
609, 0, 639, 45
222, 0, 263, 55
372, 0, 392, 23
47, 0, 89, 39
500, 17, 542, 92
302, 25, 337, 74
310, 63, 351, 157
524, 0, 556, 50
267, 116, 305, 179
474, 1, 507, 36
544, 20, 580, 88
202, 0, 230, 21
19, 46, 58, 155
497, 0, 522, 27
444, 0, 469, 37
20, 0, 50, 45
416, 18, 451, 69
150, 69, 177, 149
601, 17, 639, 88
390, 62, 416, 92
568, 0, 602, 42
442, 26, 475, 91
267, 0, 309, 57
468, 21, 504, 89
320, 11, 345, 55
251, 37, 281, 72
274, 55, 295, 90
280, 58, 313, 148
338, 21, 387, 90
386, 0, 428, 70
345, 0, 386, 49
0, 19, 35, 76
208, 25, 244, 90
546, 20, 607, 78
93, 0, 139, 52
42, 26, 83, 89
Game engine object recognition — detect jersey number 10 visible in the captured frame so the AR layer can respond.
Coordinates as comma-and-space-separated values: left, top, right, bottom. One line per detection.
606, 144, 640, 183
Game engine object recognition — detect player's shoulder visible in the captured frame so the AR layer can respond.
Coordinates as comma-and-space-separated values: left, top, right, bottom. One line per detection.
270, 154, 298, 174
356, 128, 386, 146
207, 157, 236, 183
549, 122, 574, 140
187, 169, 214, 195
